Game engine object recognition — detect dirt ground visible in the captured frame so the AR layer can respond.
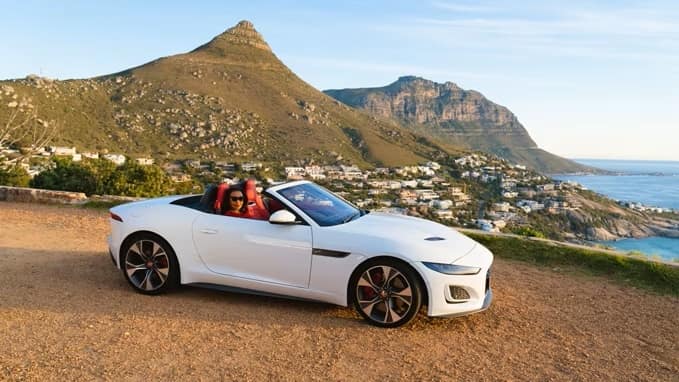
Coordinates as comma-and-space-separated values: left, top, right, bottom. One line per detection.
0, 202, 677, 381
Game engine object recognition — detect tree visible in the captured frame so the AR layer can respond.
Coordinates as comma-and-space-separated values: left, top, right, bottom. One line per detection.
30, 157, 98, 194
80, 158, 117, 195
1, 86, 58, 187
1, 87, 57, 160
106, 161, 172, 197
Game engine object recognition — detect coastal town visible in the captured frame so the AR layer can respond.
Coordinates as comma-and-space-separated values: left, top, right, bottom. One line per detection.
3, 143, 674, 236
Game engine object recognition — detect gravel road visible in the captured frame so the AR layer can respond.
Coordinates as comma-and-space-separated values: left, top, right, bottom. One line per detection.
0, 202, 677, 381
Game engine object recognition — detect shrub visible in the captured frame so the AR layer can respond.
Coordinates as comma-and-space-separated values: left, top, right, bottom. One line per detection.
511, 226, 546, 238
105, 161, 172, 197
29, 158, 173, 197
0, 165, 30, 187
30, 157, 98, 194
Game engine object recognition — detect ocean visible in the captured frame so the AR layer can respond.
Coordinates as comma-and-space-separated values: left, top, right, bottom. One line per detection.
554, 159, 679, 261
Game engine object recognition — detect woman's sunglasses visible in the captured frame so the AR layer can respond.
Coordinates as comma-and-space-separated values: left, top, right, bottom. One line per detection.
230, 196, 244, 201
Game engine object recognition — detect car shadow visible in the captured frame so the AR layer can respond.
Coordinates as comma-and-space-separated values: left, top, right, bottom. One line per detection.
0, 245, 500, 331
0, 246, 367, 328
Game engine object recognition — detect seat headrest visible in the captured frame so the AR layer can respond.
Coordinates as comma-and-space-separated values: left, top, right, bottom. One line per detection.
243, 178, 257, 202
213, 183, 230, 213
200, 184, 219, 213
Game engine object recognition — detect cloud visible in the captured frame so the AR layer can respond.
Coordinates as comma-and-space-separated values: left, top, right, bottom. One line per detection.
430, 1, 503, 13
371, 2, 679, 64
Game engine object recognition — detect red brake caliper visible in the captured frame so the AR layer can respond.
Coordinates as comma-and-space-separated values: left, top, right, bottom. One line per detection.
361, 269, 382, 299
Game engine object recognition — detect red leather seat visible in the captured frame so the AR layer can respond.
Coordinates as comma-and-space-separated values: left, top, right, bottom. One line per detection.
243, 179, 270, 220
213, 183, 230, 214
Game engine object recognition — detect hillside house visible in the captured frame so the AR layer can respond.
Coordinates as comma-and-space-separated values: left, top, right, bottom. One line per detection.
81, 152, 99, 159
304, 165, 326, 180
285, 166, 305, 179
103, 154, 126, 166
416, 189, 439, 201
50, 146, 76, 156
241, 162, 262, 172
136, 157, 154, 165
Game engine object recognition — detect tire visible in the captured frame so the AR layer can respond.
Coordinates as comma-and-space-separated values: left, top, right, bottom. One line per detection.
350, 259, 423, 328
120, 233, 179, 295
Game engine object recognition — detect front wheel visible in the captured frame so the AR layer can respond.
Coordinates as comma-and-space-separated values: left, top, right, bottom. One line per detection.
350, 259, 423, 328
121, 233, 179, 295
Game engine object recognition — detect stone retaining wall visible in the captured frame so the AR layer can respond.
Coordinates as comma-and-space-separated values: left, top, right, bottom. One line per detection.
0, 186, 88, 204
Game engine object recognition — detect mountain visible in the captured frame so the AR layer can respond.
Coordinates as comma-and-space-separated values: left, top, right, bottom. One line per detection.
325, 76, 589, 173
0, 21, 458, 168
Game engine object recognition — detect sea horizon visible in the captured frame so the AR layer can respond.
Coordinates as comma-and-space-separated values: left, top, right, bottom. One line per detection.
570, 158, 679, 176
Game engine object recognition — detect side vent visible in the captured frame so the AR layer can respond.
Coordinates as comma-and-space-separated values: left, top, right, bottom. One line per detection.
424, 236, 445, 241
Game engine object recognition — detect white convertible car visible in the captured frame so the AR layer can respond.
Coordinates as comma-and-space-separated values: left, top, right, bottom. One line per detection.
108, 180, 493, 327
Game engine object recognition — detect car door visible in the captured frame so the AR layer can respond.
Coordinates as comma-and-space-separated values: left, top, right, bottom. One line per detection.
192, 213, 312, 288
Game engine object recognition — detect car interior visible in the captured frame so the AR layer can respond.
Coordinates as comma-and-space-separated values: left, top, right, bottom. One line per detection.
171, 179, 287, 220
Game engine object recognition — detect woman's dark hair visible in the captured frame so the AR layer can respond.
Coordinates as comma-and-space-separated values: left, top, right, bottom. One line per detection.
225, 187, 248, 213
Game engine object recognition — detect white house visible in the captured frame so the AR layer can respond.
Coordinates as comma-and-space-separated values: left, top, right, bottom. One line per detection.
401, 180, 418, 188
417, 166, 435, 176
416, 189, 439, 201
425, 161, 441, 170
285, 167, 305, 179
50, 146, 76, 156
241, 162, 262, 172
434, 210, 454, 219
103, 154, 126, 166
492, 202, 511, 212
81, 152, 99, 159
136, 157, 154, 166
304, 165, 326, 180
340, 165, 363, 180
433, 199, 454, 210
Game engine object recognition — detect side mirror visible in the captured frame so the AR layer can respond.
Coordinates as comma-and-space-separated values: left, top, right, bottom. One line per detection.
269, 209, 298, 225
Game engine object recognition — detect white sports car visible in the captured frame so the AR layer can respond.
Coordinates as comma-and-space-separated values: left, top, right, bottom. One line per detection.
108, 180, 493, 327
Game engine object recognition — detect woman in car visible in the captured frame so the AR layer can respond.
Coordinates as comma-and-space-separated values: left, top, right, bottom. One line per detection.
224, 188, 248, 217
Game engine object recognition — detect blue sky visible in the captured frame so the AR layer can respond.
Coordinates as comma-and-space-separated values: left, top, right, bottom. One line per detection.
2, 0, 677, 160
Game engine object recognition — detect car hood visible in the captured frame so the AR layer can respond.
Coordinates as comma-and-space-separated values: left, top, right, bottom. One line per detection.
325, 212, 480, 264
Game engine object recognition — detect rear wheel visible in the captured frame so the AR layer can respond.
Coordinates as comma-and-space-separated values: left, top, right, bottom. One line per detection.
121, 233, 179, 295
350, 259, 423, 328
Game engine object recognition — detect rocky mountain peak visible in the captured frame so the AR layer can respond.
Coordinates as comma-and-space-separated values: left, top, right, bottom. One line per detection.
196, 20, 271, 53
393, 76, 461, 91
396, 75, 422, 82
325, 77, 583, 172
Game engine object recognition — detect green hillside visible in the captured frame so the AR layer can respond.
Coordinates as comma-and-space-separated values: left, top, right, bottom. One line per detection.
1, 21, 459, 168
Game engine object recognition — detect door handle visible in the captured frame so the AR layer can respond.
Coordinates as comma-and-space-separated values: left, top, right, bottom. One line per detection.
200, 229, 218, 234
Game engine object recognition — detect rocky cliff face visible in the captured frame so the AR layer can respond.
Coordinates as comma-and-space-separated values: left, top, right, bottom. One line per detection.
351, 76, 527, 133
326, 76, 589, 174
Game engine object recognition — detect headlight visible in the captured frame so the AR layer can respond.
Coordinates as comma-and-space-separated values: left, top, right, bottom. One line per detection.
422, 262, 481, 275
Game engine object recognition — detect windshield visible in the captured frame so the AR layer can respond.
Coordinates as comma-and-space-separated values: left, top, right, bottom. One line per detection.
278, 183, 362, 226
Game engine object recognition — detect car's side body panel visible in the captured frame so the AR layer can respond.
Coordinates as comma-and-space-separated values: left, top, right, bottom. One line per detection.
192, 213, 313, 288
109, 181, 494, 320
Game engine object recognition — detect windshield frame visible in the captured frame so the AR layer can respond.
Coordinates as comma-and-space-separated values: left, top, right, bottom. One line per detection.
274, 182, 363, 227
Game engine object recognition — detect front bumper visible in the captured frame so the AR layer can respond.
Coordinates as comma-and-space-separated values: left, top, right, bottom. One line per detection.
436, 288, 492, 318
414, 244, 494, 318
